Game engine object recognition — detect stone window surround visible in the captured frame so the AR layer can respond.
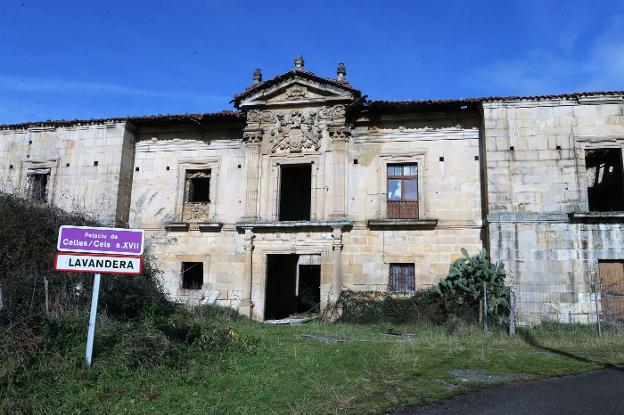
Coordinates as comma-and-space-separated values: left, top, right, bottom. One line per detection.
174, 158, 221, 222
267, 153, 323, 222
377, 152, 427, 220
20, 158, 58, 203
573, 136, 624, 213
175, 254, 210, 296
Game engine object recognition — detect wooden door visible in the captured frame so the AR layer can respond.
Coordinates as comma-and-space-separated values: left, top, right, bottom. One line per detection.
599, 261, 624, 323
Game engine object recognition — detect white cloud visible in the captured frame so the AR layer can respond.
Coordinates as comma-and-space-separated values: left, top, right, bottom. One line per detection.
0, 74, 226, 101
465, 14, 624, 95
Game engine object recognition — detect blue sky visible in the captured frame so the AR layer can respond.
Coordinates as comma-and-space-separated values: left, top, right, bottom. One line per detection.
0, 0, 622, 123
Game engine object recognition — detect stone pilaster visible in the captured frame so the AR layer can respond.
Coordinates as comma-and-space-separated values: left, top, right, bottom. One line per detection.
331, 226, 344, 301
239, 226, 255, 318
328, 126, 351, 219
242, 129, 263, 221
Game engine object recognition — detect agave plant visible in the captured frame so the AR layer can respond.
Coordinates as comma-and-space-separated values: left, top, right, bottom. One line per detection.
437, 248, 508, 312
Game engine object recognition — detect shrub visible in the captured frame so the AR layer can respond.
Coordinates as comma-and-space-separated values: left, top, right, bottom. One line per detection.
437, 248, 508, 315
112, 323, 180, 369
0, 191, 173, 324
337, 288, 447, 325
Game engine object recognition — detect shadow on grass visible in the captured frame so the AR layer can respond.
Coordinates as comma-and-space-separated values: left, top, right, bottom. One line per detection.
517, 328, 624, 373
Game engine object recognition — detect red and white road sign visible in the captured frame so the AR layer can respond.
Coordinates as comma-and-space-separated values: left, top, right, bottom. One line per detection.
54, 252, 143, 275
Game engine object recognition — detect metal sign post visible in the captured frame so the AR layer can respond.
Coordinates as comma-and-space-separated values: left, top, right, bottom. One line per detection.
55, 225, 144, 368
85, 273, 101, 367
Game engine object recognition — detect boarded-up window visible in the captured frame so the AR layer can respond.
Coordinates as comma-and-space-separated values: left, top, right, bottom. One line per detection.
26, 168, 50, 202
585, 149, 624, 211
181, 262, 203, 290
389, 263, 415, 292
387, 163, 418, 219
185, 170, 211, 203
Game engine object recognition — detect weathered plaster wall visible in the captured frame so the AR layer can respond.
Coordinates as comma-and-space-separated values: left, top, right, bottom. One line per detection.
0, 122, 134, 225
484, 97, 624, 324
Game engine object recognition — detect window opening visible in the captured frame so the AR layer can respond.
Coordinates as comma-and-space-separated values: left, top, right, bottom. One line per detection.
181, 262, 203, 290
185, 169, 211, 203
279, 164, 311, 221
26, 168, 50, 202
585, 149, 624, 211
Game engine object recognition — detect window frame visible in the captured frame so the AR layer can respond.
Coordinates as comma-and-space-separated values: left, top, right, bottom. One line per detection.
21, 160, 57, 204
268, 155, 322, 221
388, 263, 416, 293
25, 167, 51, 203
175, 159, 220, 222
181, 261, 204, 290
378, 153, 426, 220
184, 169, 212, 204
584, 148, 624, 212
574, 137, 624, 213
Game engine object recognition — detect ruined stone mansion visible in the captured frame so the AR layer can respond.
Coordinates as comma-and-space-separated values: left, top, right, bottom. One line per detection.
1, 57, 624, 324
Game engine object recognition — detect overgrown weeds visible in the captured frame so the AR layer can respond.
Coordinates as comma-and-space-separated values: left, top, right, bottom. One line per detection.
0, 192, 259, 398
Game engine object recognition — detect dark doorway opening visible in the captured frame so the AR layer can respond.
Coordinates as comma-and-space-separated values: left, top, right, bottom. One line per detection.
279, 164, 311, 221
298, 265, 321, 313
264, 255, 321, 320
586, 149, 624, 211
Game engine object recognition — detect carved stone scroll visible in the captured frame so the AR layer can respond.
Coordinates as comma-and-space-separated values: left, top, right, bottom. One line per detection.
328, 126, 351, 142
247, 110, 275, 124
319, 104, 346, 121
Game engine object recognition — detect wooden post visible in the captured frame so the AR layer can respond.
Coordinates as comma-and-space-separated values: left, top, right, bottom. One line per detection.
509, 289, 516, 337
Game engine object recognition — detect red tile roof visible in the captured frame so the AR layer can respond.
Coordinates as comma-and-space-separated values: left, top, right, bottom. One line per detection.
0, 111, 243, 131
0, 91, 621, 131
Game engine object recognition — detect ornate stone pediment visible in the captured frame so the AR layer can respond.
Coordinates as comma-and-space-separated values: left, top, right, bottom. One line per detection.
233, 70, 360, 109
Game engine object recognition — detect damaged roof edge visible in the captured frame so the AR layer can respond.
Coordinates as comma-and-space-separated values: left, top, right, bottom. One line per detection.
368, 90, 624, 112
0, 110, 245, 132
1, 90, 622, 131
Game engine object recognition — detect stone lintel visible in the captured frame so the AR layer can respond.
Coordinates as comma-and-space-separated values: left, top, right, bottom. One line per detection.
164, 221, 190, 232
198, 222, 224, 232
235, 220, 352, 232
568, 211, 624, 223
367, 219, 438, 230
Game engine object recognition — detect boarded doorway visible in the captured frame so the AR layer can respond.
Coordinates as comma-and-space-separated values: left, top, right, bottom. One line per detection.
279, 164, 311, 221
264, 254, 321, 320
599, 261, 624, 323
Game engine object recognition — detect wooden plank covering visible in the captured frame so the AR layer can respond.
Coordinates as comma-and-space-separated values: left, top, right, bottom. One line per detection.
599, 261, 624, 323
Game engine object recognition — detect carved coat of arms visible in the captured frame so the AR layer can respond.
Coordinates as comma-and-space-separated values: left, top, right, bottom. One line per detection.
270, 110, 322, 153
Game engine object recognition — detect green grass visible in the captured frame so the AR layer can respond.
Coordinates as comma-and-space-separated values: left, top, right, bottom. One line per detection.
3, 315, 624, 415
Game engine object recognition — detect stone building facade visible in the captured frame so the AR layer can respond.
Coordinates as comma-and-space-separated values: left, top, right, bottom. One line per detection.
1, 58, 623, 324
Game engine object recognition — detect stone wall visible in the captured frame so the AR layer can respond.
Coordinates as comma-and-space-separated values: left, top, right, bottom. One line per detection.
0, 122, 134, 225
484, 97, 624, 324
126, 107, 485, 319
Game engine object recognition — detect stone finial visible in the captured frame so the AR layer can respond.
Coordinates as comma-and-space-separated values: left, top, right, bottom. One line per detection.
252, 68, 262, 84
336, 63, 346, 82
294, 55, 304, 70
